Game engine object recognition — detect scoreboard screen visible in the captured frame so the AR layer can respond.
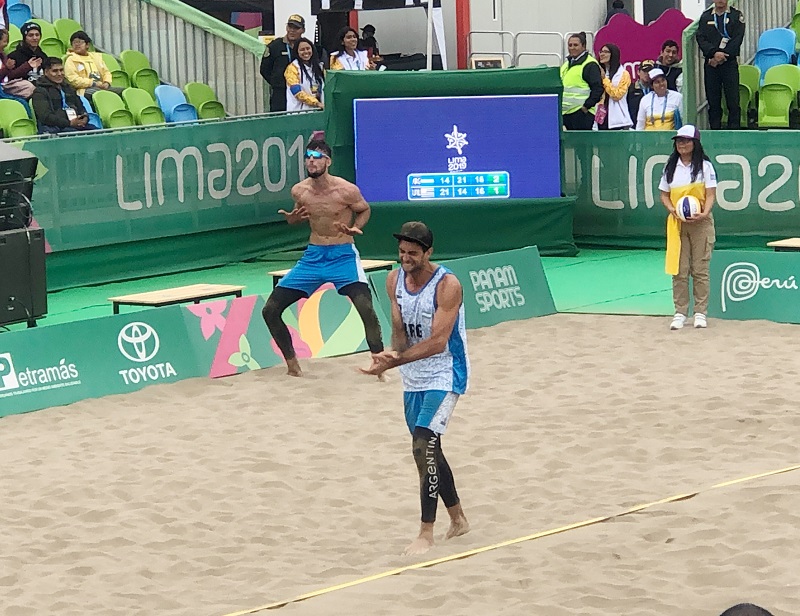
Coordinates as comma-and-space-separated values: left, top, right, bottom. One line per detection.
354, 95, 561, 203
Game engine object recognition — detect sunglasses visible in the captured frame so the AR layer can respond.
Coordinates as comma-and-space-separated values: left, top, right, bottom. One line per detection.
304, 150, 328, 160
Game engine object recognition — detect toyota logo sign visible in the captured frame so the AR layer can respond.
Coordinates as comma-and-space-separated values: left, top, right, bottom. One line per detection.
117, 322, 160, 363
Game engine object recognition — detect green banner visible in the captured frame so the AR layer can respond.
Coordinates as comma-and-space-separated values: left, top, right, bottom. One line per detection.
0, 288, 391, 418
20, 113, 324, 252
369, 246, 556, 330
709, 250, 800, 323
564, 130, 800, 249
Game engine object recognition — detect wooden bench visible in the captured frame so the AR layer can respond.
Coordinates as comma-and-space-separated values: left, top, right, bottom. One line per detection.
268, 259, 395, 288
767, 238, 800, 252
109, 283, 245, 314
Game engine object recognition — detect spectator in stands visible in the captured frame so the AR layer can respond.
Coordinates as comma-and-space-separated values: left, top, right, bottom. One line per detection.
636, 69, 683, 130
719, 605, 774, 616
560, 32, 603, 131
605, 0, 631, 25
32, 57, 98, 134
627, 59, 654, 122
5, 22, 45, 99
696, 0, 745, 129
596, 43, 633, 130
285, 37, 324, 112
659, 125, 716, 331
260, 14, 305, 112
64, 31, 124, 101
359, 24, 380, 58
656, 39, 683, 92
0, 28, 33, 114
330, 27, 375, 71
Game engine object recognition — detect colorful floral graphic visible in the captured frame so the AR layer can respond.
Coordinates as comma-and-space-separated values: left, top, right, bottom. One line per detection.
228, 335, 261, 370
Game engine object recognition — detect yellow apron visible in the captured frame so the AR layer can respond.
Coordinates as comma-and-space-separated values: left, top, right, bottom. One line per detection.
665, 182, 706, 275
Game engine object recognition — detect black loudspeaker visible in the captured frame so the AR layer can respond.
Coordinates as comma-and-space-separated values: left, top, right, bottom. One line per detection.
0, 141, 37, 232
0, 228, 47, 327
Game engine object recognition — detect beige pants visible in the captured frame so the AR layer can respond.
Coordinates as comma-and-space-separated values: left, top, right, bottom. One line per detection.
672, 216, 715, 316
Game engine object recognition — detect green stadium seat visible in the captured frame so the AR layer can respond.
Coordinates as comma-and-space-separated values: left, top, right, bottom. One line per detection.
0, 99, 37, 138
739, 65, 761, 109
183, 82, 226, 119
8, 24, 21, 49
101, 53, 131, 89
758, 84, 795, 128
721, 84, 753, 128
53, 18, 88, 51
764, 63, 800, 92
91, 90, 135, 129
119, 50, 160, 98
122, 87, 165, 125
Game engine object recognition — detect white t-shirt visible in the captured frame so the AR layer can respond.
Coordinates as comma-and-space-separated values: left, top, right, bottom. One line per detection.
659, 158, 717, 192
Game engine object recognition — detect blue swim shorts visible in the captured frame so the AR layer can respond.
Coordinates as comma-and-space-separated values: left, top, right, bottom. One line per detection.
404, 390, 460, 435
277, 243, 368, 296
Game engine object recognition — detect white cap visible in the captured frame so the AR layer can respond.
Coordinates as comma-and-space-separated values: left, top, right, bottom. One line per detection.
673, 125, 701, 140
648, 68, 666, 81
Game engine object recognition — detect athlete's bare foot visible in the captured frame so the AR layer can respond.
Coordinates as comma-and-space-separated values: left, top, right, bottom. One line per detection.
444, 504, 470, 540
286, 358, 302, 377
403, 522, 434, 556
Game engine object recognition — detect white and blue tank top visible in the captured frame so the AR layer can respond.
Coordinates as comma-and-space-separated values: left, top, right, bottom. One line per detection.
395, 266, 469, 394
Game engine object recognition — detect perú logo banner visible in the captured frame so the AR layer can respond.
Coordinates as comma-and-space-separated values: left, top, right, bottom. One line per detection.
711, 251, 800, 324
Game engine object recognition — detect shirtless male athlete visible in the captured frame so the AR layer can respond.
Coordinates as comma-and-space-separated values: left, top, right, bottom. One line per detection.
262, 138, 384, 376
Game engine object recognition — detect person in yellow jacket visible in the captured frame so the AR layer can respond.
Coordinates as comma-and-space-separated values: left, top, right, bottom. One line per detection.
284, 38, 324, 111
560, 32, 603, 130
659, 125, 717, 331
63, 31, 123, 100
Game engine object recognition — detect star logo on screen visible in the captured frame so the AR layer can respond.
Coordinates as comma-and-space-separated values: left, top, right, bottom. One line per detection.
444, 125, 468, 155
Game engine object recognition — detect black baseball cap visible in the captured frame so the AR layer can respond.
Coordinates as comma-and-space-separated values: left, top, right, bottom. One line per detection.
393, 221, 433, 251
287, 14, 305, 28
361, 24, 376, 33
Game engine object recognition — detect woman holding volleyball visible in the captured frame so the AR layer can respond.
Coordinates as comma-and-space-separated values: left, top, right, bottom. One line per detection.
659, 125, 717, 331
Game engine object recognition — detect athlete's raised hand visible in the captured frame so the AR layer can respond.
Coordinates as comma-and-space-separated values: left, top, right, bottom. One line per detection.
278, 206, 309, 224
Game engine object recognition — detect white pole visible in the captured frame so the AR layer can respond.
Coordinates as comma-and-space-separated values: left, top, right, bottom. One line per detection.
426, 2, 434, 71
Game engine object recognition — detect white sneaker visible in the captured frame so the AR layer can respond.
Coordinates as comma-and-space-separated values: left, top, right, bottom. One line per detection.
694, 313, 707, 328
670, 313, 686, 330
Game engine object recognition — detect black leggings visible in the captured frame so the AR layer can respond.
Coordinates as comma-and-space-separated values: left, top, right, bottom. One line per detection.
412, 426, 460, 523
262, 282, 384, 360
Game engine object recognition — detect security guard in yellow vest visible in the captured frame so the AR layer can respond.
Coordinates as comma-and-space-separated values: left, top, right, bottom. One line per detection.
695, 0, 745, 129
560, 32, 604, 130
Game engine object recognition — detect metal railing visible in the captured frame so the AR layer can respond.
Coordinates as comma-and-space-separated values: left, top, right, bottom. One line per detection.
27, 0, 267, 116
684, 0, 796, 127
467, 29, 596, 69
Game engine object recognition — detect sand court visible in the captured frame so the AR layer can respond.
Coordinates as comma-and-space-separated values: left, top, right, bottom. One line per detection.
2, 313, 800, 615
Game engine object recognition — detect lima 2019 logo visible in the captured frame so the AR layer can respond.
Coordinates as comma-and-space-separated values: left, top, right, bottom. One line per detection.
116, 322, 177, 385
445, 125, 469, 172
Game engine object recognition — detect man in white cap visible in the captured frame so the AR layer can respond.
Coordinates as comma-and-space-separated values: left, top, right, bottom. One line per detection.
260, 14, 306, 112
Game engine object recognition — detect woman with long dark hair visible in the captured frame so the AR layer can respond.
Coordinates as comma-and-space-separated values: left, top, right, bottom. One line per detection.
659, 125, 717, 331
284, 37, 324, 111
596, 43, 632, 130
329, 26, 374, 71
